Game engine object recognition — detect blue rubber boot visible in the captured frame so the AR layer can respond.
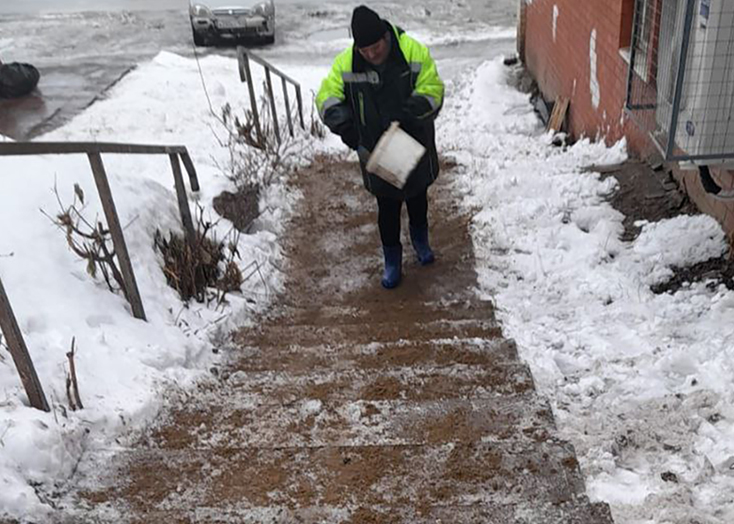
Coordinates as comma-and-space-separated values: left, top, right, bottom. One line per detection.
409, 225, 435, 265
381, 244, 402, 289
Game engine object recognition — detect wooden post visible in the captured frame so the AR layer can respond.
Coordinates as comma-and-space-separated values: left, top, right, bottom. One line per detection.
264, 68, 281, 145
0, 275, 50, 412
282, 76, 294, 137
179, 151, 200, 192
87, 153, 146, 321
169, 154, 197, 249
547, 97, 569, 133
295, 84, 305, 130
242, 54, 264, 148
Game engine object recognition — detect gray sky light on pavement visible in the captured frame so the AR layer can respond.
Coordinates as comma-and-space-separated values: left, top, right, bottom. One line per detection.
0, 0, 340, 14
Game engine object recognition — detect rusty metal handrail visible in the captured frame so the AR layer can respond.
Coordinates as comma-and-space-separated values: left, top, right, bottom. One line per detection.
0, 141, 186, 155
0, 140, 202, 410
236, 47, 305, 147
0, 142, 200, 191
0, 277, 49, 412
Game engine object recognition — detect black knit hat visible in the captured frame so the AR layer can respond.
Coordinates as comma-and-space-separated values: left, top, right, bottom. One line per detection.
351, 5, 387, 48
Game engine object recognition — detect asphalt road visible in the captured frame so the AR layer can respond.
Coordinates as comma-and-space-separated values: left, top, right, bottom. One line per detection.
0, 0, 350, 14
0, 0, 517, 140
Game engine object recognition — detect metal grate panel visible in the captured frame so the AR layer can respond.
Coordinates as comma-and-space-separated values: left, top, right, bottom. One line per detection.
626, 0, 734, 164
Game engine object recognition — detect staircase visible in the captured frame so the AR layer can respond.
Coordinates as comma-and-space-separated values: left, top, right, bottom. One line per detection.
57, 156, 614, 524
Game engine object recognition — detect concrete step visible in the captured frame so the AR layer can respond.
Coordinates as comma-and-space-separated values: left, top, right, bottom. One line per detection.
144, 396, 555, 450
263, 297, 496, 326
48, 153, 619, 524
233, 319, 505, 361
218, 361, 535, 401
70, 441, 592, 515
59, 500, 614, 524
229, 337, 518, 373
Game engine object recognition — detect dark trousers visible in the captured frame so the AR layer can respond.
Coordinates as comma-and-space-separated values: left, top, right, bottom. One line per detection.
376, 190, 428, 247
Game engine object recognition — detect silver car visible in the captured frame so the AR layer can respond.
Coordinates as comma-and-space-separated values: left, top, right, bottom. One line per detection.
189, 0, 275, 46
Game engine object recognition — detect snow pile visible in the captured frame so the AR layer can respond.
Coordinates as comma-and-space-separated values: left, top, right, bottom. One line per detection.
445, 58, 734, 523
0, 51, 326, 519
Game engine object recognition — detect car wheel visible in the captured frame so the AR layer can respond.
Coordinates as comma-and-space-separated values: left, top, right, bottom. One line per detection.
193, 29, 209, 47
262, 34, 275, 45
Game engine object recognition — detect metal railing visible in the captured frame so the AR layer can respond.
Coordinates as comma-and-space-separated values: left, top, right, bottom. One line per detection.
626, 0, 734, 164
236, 47, 305, 147
0, 141, 201, 411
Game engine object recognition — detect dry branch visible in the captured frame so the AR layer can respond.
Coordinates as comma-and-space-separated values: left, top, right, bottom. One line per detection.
66, 337, 83, 411
42, 184, 127, 298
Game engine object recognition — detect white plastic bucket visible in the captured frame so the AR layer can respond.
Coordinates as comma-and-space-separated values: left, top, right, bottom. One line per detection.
365, 121, 426, 189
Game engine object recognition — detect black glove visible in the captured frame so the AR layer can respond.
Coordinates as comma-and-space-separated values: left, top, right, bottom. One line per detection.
339, 125, 359, 150
357, 145, 371, 165
323, 104, 360, 150
402, 96, 434, 124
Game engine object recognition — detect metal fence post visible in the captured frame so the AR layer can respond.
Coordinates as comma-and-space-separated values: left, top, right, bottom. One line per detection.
236, 49, 304, 139
87, 153, 147, 321
169, 154, 197, 249
179, 150, 200, 192
265, 68, 281, 145
666, 0, 696, 160
295, 85, 305, 130
241, 52, 264, 147
625, 0, 643, 111
0, 275, 50, 412
282, 76, 294, 137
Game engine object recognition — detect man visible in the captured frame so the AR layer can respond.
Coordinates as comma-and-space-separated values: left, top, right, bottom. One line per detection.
316, 5, 444, 289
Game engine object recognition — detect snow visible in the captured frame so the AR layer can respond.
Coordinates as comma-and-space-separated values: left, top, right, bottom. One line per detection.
2, 15, 734, 524
0, 38, 13, 55
443, 59, 734, 523
0, 50, 329, 519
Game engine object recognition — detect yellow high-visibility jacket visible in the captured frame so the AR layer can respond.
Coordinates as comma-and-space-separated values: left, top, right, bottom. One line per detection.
316, 22, 444, 199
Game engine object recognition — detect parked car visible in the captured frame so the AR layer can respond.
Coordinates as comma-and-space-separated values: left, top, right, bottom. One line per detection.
189, 0, 275, 46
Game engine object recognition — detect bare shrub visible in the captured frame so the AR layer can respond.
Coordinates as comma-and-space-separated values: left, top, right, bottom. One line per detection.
42, 183, 128, 299
220, 76, 328, 188
220, 98, 307, 189
154, 205, 243, 305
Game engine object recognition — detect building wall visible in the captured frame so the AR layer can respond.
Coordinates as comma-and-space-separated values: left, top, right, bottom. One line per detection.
523, 0, 655, 157
522, 0, 734, 235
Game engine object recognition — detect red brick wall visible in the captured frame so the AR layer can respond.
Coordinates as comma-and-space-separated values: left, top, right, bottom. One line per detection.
523, 0, 653, 156
522, 0, 734, 234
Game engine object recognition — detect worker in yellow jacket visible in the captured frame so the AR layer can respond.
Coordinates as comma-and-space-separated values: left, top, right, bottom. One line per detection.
316, 5, 445, 289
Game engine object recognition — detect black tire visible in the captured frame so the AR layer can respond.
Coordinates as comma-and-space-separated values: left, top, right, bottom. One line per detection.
261, 34, 275, 45
192, 29, 209, 47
